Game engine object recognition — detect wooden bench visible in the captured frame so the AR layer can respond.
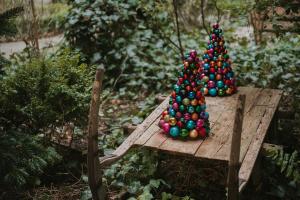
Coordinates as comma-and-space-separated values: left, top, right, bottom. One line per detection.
88, 69, 283, 200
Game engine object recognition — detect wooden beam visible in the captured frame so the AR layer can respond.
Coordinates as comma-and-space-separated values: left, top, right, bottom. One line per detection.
227, 95, 246, 200
87, 68, 106, 200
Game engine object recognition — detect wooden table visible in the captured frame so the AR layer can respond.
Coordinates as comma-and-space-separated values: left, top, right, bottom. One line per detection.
91, 85, 282, 200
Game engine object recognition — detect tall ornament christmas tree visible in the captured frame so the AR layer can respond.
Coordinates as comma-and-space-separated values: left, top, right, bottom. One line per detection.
200, 24, 237, 97
159, 50, 210, 139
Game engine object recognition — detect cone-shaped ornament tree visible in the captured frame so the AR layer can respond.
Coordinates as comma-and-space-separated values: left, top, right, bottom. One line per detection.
200, 24, 237, 97
159, 50, 210, 139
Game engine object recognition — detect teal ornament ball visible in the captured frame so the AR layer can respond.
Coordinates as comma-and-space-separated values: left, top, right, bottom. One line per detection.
188, 91, 195, 99
174, 84, 180, 93
217, 80, 224, 88
170, 126, 180, 137
209, 74, 215, 80
169, 108, 176, 117
176, 95, 182, 103
187, 106, 195, 113
209, 88, 217, 96
186, 120, 196, 130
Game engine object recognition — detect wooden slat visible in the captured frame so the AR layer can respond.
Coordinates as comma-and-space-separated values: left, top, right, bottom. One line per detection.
238, 108, 276, 192
213, 89, 273, 161
227, 95, 246, 200
109, 97, 169, 156
134, 117, 161, 145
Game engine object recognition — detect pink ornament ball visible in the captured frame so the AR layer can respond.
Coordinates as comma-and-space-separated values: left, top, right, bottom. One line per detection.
173, 102, 179, 111
162, 123, 170, 133
184, 113, 191, 121
198, 127, 206, 138
208, 80, 215, 88
159, 119, 165, 128
196, 119, 204, 128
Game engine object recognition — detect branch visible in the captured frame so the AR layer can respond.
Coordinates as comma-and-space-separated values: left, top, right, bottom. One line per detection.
200, 0, 210, 35
214, 0, 221, 23
172, 0, 184, 61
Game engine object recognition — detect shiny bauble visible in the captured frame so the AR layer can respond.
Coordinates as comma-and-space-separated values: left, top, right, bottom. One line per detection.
195, 105, 201, 113
191, 99, 198, 106
218, 88, 225, 96
217, 80, 224, 88
169, 117, 177, 126
191, 113, 199, 121
209, 88, 217, 96
190, 50, 197, 58
182, 98, 190, 106
159, 119, 165, 128
210, 61, 215, 67
164, 114, 170, 122
186, 120, 196, 130
189, 129, 198, 138
216, 74, 222, 80
184, 113, 191, 121
186, 85, 192, 91
168, 108, 176, 117
176, 95, 182, 103
198, 128, 206, 138
173, 84, 180, 93
170, 126, 180, 137
196, 119, 204, 128
188, 91, 195, 99
223, 54, 229, 59
162, 110, 168, 117
226, 88, 233, 95
201, 104, 207, 110
201, 87, 209, 95
180, 89, 186, 96
208, 80, 215, 88
179, 105, 185, 112
177, 121, 183, 128
196, 91, 202, 99
209, 74, 215, 80
187, 106, 195, 114
209, 67, 216, 74
173, 102, 179, 111
180, 129, 189, 137
204, 63, 210, 70
204, 112, 209, 120
202, 76, 209, 83
162, 123, 170, 133
175, 112, 182, 119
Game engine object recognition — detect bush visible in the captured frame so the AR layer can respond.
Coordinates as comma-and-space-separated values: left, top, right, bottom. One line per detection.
0, 47, 93, 188
0, 48, 93, 131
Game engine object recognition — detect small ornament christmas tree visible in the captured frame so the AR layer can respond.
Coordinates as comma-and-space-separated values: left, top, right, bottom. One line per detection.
159, 50, 210, 139
199, 23, 237, 97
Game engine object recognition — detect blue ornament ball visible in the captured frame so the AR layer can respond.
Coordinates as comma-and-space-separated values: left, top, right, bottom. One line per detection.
209, 88, 217, 96
188, 91, 195, 99
209, 74, 215, 80
204, 63, 210, 70
170, 126, 180, 137
169, 108, 176, 117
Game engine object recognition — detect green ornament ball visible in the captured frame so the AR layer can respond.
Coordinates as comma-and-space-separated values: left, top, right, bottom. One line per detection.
182, 98, 190, 106
180, 129, 189, 137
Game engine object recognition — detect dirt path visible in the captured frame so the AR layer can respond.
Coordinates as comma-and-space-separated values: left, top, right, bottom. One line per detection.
0, 34, 63, 58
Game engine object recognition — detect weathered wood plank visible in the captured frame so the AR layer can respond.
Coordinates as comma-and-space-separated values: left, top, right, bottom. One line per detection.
239, 108, 277, 192
134, 117, 161, 146
213, 88, 275, 161
100, 96, 169, 167
87, 68, 106, 200
227, 95, 246, 200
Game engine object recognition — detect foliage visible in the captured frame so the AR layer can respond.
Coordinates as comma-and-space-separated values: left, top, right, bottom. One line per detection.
266, 148, 300, 183
0, 131, 62, 188
103, 149, 164, 198
0, 6, 24, 37
65, 0, 205, 92
38, 3, 70, 34
0, 48, 93, 131
0, 47, 93, 189
231, 35, 300, 95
